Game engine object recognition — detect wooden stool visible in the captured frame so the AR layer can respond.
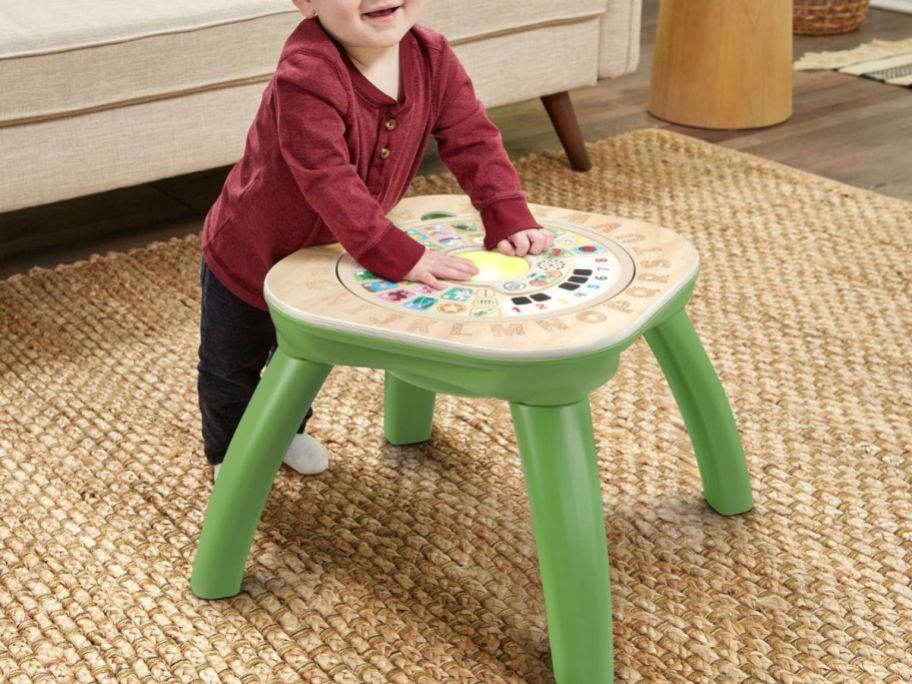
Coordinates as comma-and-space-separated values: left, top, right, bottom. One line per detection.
648, 0, 793, 129
190, 195, 754, 683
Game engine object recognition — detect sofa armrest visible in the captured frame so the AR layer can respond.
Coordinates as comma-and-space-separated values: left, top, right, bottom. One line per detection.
598, 0, 642, 79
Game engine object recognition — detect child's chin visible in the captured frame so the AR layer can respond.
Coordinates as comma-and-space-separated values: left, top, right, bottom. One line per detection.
359, 31, 406, 47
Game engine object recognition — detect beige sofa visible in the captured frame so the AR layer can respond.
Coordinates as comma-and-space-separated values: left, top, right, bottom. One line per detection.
0, 1, 641, 213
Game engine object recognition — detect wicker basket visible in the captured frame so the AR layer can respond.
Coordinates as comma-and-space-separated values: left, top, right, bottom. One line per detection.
794, 0, 870, 34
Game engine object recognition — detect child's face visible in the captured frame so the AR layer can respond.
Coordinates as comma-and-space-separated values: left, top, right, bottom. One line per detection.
293, 0, 423, 49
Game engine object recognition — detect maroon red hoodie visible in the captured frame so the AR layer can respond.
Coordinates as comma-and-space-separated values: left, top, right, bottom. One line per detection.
202, 17, 539, 310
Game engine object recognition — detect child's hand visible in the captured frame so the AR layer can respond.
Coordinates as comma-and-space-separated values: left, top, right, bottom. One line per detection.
405, 249, 479, 290
495, 228, 554, 257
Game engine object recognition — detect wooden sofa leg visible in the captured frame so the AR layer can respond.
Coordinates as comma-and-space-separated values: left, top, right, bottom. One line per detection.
540, 92, 591, 172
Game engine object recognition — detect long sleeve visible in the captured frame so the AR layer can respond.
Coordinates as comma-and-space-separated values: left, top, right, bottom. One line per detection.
274, 50, 424, 281
431, 39, 541, 249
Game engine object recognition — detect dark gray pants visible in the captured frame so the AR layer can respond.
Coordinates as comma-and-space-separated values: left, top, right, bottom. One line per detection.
197, 258, 312, 465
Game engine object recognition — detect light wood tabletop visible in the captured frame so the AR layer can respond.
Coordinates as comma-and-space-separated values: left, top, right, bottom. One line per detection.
265, 195, 699, 360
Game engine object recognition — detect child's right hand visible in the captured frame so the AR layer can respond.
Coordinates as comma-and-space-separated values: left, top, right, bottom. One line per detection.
405, 249, 479, 290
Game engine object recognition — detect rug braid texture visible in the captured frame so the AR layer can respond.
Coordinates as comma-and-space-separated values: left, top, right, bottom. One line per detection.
1, 129, 910, 683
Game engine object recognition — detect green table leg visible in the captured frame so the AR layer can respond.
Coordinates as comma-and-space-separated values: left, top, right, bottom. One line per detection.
384, 371, 436, 445
645, 309, 753, 515
190, 349, 332, 599
510, 399, 614, 684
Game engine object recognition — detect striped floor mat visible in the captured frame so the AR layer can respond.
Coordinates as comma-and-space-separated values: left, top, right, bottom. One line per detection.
795, 36, 912, 86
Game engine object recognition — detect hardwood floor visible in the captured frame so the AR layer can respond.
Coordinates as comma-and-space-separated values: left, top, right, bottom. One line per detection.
1, 1, 910, 278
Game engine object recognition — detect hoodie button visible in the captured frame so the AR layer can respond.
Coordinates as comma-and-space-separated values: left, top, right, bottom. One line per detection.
385, 119, 397, 130
379, 147, 391, 159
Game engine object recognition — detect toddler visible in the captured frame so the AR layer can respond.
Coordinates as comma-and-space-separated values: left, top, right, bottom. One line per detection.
198, 0, 554, 482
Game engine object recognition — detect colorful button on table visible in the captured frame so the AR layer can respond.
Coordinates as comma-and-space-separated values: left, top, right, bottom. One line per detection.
459, 249, 530, 281
191, 194, 754, 683
336, 216, 636, 330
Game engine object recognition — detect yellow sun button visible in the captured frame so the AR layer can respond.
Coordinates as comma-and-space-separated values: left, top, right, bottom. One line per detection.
458, 250, 530, 282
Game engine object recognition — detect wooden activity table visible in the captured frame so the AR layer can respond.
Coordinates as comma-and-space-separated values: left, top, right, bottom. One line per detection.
190, 194, 754, 683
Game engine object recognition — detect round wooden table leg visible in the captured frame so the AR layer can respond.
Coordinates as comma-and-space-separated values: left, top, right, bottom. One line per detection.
510, 399, 614, 684
648, 0, 793, 129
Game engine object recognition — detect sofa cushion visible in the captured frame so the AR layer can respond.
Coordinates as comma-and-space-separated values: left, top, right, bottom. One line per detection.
421, 0, 607, 44
0, 0, 608, 128
0, 0, 301, 127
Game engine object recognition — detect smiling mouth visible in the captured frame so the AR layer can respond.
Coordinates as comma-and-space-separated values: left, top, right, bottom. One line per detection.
364, 6, 400, 18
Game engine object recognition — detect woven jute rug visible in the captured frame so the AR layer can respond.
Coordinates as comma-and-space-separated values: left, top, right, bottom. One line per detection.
1, 129, 910, 683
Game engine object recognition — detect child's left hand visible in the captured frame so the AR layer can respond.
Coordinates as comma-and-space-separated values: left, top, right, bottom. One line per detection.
495, 228, 554, 257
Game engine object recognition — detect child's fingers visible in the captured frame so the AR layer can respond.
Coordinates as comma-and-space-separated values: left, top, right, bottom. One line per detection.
445, 254, 479, 274
422, 272, 446, 289
433, 263, 474, 281
431, 256, 476, 282
496, 239, 516, 256
511, 232, 531, 256
526, 229, 548, 254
